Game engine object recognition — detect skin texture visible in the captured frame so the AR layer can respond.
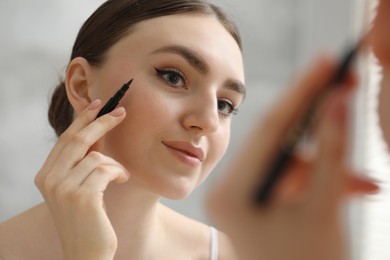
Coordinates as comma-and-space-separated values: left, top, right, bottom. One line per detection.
0, 14, 243, 260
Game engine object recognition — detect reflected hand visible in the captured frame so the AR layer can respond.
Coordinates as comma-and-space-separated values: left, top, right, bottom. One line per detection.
207, 55, 378, 260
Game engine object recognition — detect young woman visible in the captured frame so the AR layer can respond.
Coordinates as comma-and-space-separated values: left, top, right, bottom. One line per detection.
0, 0, 382, 259
0, 0, 244, 259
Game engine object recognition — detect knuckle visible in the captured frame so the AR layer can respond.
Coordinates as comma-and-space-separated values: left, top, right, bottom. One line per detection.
34, 171, 45, 189
58, 131, 72, 144
41, 174, 59, 194
59, 131, 91, 148
35, 171, 63, 197
69, 132, 91, 147
87, 151, 105, 162
95, 117, 116, 131
94, 165, 109, 175
93, 165, 122, 182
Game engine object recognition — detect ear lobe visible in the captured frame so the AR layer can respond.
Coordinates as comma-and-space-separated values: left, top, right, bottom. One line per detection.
65, 57, 94, 114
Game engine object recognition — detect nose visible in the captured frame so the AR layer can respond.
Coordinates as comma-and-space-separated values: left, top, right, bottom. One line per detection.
182, 94, 220, 135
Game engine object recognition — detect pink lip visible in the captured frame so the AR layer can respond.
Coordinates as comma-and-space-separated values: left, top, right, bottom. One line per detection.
162, 141, 204, 167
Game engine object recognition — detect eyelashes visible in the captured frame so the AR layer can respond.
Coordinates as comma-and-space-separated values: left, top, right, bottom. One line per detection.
218, 99, 239, 116
154, 67, 239, 117
155, 67, 186, 88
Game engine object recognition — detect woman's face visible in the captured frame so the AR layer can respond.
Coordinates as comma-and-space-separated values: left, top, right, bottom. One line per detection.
90, 14, 245, 199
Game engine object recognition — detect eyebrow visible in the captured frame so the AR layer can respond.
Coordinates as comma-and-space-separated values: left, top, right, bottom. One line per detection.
151, 44, 246, 97
225, 79, 246, 99
151, 45, 209, 74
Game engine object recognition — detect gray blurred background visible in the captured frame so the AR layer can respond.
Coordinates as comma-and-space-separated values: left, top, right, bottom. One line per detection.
1, 0, 368, 254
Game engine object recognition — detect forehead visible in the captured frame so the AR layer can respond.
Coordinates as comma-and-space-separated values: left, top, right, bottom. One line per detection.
107, 14, 244, 81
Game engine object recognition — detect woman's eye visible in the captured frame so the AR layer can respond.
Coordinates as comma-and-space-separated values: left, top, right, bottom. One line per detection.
155, 68, 186, 88
218, 99, 238, 117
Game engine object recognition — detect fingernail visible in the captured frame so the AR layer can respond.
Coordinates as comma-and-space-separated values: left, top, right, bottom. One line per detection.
88, 99, 101, 110
109, 107, 125, 117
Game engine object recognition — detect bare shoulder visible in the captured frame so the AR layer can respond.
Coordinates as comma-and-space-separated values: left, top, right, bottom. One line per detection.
0, 210, 32, 258
160, 204, 210, 257
0, 216, 16, 257
159, 204, 239, 260
0, 203, 61, 259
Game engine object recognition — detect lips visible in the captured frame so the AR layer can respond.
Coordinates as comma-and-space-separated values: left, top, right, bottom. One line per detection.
162, 141, 204, 167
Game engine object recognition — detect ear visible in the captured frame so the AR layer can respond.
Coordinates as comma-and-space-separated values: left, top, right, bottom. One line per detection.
65, 57, 95, 114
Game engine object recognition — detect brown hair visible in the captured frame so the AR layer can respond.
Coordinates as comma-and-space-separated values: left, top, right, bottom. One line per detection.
48, 0, 242, 137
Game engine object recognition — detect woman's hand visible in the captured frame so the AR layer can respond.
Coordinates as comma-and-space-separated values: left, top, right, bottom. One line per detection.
35, 100, 129, 260
207, 55, 378, 260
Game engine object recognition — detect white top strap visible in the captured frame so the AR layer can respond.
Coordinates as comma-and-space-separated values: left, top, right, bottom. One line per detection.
210, 226, 219, 260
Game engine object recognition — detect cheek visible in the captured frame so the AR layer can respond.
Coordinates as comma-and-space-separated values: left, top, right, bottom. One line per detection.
378, 70, 390, 150
101, 85, 178, 163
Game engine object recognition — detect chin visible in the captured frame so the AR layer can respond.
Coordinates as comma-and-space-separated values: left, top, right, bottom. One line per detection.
160, 186, 194, 200
157, 178, 198, 200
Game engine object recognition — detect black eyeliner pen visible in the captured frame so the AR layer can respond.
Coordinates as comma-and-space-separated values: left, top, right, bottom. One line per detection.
253, 40, 362, 205
96, 79, 133, 118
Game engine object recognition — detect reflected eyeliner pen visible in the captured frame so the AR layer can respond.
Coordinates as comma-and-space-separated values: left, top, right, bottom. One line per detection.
253, 39, 363, 205
96, 79, 133, 118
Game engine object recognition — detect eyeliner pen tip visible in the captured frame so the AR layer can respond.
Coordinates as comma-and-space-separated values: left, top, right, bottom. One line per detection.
127, 79, 133, 85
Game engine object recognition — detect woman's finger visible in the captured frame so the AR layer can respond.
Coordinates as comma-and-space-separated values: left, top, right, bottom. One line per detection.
309, 89, 350, 210
53, 107, 126, 170
258, 55, 338, 161
79, 165, 130, 197
344, 173, 379, 195
40, 99, 102, 170
273, 154, 379, 200
35, 106, 126, 192
44, 151, 129, 199
69, 151, 129, 185
62, 100, 102, 137
36, 107, 126, 186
